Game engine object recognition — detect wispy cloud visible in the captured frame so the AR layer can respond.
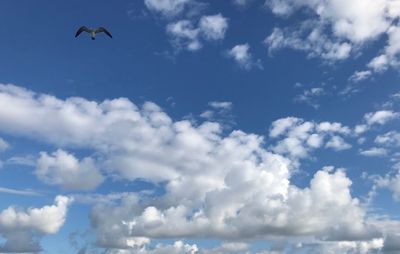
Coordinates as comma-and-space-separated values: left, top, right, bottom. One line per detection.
294, 86, 326, 109
0, 187, 41, 196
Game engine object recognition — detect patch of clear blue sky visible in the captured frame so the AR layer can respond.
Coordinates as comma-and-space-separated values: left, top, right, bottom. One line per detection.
0, 0, 400, 253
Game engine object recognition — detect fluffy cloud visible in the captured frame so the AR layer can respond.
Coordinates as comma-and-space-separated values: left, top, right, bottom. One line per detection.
167, 20, 202, 50
364, 110, 399, 126
264, 0, 400, 74
90, 167, 379, 252
367, 26, 400, 73
353, 110, 400, 135
0, 84, 389, 252
375, 131, 400, 148
167, 14, 228, 51
198, 14, 228, 40
144, 0, 193, 17
290, 238, 384, 254
325, 136, 352, 151
0, 196, 71, 253
227, 44, 262, 70
269, 117, 352, 160
265, 0, 392, 42
36, 149, 104, 191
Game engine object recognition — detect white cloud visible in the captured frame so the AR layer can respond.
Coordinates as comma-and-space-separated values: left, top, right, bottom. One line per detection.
325, 136, 352, 151
367, 26, 400, 73
265, 25, 352, 61
91, 167, 378, 249
0, 137, 9, 152
0, 187, 41, 196
0, 196, 71, 253
208, 101, 232, 110
167, 14, 228, 51
375, 172, 400, 202
144, 0, 193, 17
6, 155, 36, 167
264, 0, 400, 75
200, 101, 235, 127
167, 20, 202, 51
348, 70, 373, 83
269, 117, 303, 138
202, 242, 249, 254
227, 44, 262, 70
294, 87, 326, 109
265, 0, 391, 42
0, 196, 71, 234
232, 0, 253, 7
0, 84, 386, 251
364, 110, 399, 126
270, 117, 352, 160
360, 147, 388, 157
36, 149, 104, 191
375, 131, 400, 147
199, 14, 228, 40
101, 240, 198, 254
354, 124, 369, 135
290, 238, 384, 254
368, 54, 390, 73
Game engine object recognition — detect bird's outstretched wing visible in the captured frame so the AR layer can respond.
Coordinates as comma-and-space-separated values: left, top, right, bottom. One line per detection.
75, 26, 91, 37
95, 27, 112, 38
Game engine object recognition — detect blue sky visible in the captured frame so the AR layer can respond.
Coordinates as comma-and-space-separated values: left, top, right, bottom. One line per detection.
0, 0, 400, 253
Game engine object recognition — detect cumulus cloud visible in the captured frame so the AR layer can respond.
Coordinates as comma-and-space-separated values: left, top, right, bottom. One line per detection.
375, 131, 400, 147
90, 167, 379, 252
264, 0, 400, 75
367, 26, 400, 73
36, 149, 104, 191
167, 14, 228, 51
0, 84, 390, 252
269, 117, 351, 160
227, 44, 262, 70
198, 14, 228, 40
289, 238, 384, 254
364, 110, 399, 126
144, 0, 193, 17
0, 196, 71, 253
167, 20, 202, 51
325, 136, 352, 151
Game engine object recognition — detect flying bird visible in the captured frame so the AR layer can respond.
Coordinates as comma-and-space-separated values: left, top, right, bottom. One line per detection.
75, 26, 112, 40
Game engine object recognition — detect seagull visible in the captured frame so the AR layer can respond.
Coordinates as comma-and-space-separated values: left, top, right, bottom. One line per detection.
75, 26, 112, 40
